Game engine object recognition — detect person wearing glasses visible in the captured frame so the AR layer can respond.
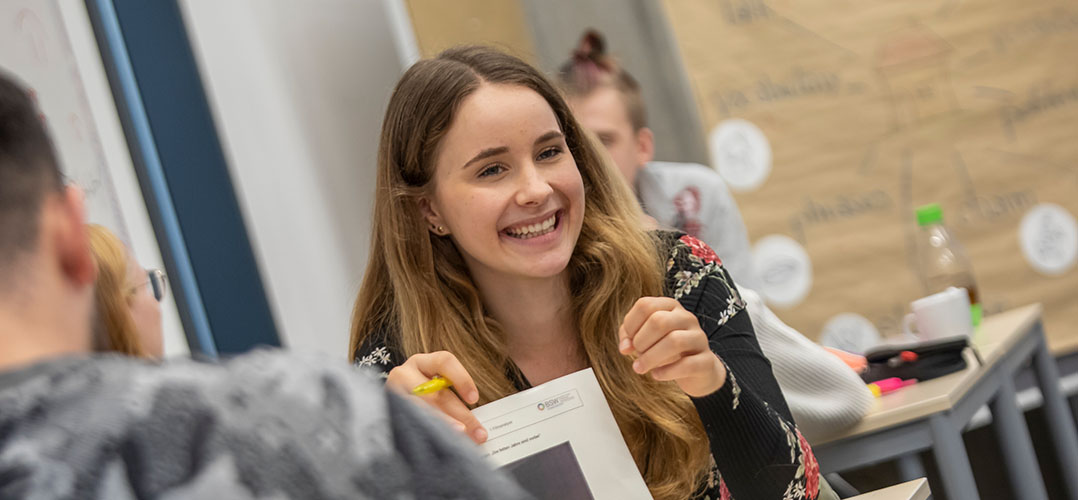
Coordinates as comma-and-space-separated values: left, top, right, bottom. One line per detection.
87, 224, 167, 357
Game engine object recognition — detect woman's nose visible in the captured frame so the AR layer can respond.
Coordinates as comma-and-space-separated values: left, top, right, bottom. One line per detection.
514, 163, 554, 207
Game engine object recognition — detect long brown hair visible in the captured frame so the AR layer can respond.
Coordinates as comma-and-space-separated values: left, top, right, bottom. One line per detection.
87, 224, 146, 357
350, 46, 709, 499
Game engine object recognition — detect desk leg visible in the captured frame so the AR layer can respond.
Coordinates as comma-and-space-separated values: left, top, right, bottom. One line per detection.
990, 379, 1049, 500
929, 414, 980, 500
895, 453, 926, 482
1032, 332, 1078, 500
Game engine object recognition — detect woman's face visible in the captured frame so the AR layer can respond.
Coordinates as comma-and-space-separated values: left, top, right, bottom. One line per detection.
124, 251, 163, 358
424, 83, 586, 285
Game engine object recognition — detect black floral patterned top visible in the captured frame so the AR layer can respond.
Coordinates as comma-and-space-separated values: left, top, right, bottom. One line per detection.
355, 231, 820, 500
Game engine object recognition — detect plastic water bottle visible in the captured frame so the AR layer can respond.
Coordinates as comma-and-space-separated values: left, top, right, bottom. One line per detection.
914, 203, 982, 325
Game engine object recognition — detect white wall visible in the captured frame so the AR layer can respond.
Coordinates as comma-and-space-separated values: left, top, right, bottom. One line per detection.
3, 0, 191, 357
179, 0, 408, 356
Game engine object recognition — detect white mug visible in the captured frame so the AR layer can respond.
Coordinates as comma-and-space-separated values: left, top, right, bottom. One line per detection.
902, 287, 973, 341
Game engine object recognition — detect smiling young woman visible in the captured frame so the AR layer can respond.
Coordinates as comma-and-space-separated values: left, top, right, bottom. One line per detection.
350, 46, 820, 500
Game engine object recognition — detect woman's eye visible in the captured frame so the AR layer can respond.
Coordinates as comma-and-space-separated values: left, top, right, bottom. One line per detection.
537, 146, 562, 161
478, 164, 505, 178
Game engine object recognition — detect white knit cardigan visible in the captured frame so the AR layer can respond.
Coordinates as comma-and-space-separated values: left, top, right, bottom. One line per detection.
737, 286, 874, 441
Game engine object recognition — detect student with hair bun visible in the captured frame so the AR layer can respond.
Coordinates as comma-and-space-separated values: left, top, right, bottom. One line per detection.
557, 29, 760, 291
558, 29, 872, 449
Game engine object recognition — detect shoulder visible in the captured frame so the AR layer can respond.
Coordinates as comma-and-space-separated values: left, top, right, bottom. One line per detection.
653, 230, 747, 327
124, 349, 390, 421
638, 163, 734, 219
353, 324, 402, 376
653, 229, 725, 270
32, 350, 391, 431
0, 352, 397, 498
643, 161, 728, 187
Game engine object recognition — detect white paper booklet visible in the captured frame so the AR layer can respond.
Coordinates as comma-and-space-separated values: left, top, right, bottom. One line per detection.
471, 368, 652, 500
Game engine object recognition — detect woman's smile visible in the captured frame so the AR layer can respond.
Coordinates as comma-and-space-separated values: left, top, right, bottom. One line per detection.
501, 209, 563, 245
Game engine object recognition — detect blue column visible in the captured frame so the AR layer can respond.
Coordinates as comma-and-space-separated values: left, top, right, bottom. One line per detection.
85, 0, 279, 354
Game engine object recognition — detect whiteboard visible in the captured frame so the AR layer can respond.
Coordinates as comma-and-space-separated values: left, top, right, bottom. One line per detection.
0, 0, 189, 356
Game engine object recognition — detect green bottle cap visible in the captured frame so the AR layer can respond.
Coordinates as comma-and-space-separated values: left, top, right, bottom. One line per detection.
916, 203, 943, 226
971, 303, 983, 327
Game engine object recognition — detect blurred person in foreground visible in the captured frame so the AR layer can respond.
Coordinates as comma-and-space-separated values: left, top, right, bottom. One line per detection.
0, 70, 529, 500
88, 223, 165, 358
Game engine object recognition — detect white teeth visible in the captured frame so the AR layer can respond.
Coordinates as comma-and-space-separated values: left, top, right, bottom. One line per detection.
507, 214, 557, 239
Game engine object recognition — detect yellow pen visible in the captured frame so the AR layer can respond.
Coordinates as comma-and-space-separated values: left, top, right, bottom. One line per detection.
412, 375, 453, 396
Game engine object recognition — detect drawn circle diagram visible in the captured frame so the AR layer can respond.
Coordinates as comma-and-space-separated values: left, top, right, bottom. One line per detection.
1019, 203, 1078, 276
708, 118, 772, 192
752, 235, 812, 308
819, 313, 882, 355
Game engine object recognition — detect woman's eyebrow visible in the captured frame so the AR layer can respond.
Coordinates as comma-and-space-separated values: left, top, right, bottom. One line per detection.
463, 146, 509, 169
462, 131, 563, 169
534, 130, 563, 145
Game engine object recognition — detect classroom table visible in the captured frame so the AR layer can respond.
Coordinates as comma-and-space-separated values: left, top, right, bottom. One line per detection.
810, 304, 1078, 500
847, 479, 930, 500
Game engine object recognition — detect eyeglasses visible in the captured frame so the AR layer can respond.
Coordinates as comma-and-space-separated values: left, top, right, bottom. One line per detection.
130, 269, 168, 302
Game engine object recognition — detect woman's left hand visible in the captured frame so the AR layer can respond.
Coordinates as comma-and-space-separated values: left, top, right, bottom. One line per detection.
619, 297, 727, 397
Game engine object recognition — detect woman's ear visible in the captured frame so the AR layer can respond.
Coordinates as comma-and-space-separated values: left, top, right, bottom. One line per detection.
418, 196, 449, 236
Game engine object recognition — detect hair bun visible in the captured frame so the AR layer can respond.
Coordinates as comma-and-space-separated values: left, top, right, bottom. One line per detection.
572, 29, 610, 71
579, 29, 606, 60
558, 29, 624, 95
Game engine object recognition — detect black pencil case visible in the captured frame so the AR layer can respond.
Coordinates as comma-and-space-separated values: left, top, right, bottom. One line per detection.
861, 337, 980, 384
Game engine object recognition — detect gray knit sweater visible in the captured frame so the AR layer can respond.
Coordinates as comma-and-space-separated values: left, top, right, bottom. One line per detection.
0, 350, 531, 500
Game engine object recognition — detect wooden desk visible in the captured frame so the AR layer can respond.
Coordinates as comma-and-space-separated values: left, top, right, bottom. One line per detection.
847, 479, 930, 500
811, 304, 1078, 500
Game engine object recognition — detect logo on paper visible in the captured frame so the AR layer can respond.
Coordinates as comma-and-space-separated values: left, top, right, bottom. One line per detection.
537, 392, 575, 413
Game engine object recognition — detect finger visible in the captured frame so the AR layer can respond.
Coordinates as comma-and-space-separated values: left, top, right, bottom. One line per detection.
649, 351, 716, 382
397, 374, 484, 441
619, 297, 680, 352
412, 351, 480, 404
427, 390, 488, 444
407, 394, 467, 433
385, 364, 436, 397
631, 309, 697, 355
632, 329, 708, 374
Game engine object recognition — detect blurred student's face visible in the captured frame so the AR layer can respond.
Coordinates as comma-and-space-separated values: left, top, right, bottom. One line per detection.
125, 251, 163, 358
568, 87, 652, 188
423, 83, 585, 285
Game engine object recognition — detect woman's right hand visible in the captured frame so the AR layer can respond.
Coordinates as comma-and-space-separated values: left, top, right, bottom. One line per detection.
385, 351, 488, 444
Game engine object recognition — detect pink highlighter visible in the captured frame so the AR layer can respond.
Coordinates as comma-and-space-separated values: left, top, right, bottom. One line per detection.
867, 377, 917, 397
